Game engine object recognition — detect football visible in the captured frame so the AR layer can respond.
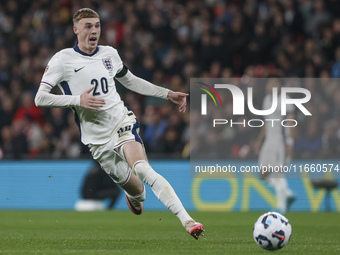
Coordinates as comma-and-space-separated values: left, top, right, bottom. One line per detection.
253, 212, 292, 250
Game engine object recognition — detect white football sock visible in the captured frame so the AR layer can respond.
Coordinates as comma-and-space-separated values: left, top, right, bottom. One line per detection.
125, 186, 146, 202
280, 177, 293, 197
267, 177, 290, 212
133, 160, 192, 227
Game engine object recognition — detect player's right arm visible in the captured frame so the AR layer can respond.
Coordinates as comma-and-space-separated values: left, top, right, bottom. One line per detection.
35, 54, 105, 111
35, 84, 80, 108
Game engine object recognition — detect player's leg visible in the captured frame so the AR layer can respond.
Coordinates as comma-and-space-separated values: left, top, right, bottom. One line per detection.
283, 156, 296, 211
267, 176, 286, 213
259, 156, 283, 212
123, 141, 190, 222
267, 175, 294, 213
268, 174, 295, 213
120, 170, 144, 196
122, 141, 204, 239
121, 172, 145, 215
89, 140, 146, 215
275, 146, 295, 213
259, 143, 294, 213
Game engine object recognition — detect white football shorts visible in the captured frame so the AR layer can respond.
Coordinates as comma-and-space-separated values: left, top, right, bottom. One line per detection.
88, 109, 143, 186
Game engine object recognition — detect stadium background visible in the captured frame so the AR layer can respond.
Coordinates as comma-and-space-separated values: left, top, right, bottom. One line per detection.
0, 0, 339, 212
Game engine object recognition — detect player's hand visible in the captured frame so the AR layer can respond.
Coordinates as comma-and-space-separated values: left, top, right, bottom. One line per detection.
167, 91, 189, 113
80, 87, 105, 111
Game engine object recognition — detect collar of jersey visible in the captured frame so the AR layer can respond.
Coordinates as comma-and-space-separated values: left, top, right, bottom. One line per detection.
73, 42, 99, 56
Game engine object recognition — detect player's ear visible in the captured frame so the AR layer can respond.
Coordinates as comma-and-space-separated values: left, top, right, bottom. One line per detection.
73, 25, 78, 35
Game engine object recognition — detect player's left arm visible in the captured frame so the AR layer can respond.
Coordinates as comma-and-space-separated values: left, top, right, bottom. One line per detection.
115, 66, 188, 112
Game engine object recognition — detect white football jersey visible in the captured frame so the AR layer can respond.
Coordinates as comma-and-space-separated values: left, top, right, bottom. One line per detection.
41, 44, 127, 145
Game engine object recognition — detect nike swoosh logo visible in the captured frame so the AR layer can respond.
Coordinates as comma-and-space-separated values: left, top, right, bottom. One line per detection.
74, 66, 85, 72
150, 179, 157, 188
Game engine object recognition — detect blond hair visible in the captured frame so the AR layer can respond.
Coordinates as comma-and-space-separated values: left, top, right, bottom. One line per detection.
73, 8, 99, 24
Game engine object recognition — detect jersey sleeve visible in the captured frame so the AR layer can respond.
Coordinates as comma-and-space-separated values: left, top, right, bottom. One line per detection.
35, 52, 80, 108
115, 70, 169, 99
40, 53, 64, 89
111, 48, 124, 76
110, 47, 169, 98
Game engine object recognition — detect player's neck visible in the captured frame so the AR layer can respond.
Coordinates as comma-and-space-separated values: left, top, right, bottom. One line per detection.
78, 44, 95, 54
74, 42, 99, 56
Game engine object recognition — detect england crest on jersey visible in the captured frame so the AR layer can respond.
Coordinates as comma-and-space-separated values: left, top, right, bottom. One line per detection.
102, 58, 113, 76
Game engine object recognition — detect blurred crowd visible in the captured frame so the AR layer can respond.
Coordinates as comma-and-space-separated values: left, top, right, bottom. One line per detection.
0, 0, 340, 160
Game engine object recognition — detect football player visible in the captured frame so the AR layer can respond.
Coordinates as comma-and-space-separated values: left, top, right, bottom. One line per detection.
35, 8, 204, 240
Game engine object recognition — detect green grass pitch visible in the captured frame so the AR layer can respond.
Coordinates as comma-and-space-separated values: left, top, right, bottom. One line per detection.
0, 211, 339, 254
